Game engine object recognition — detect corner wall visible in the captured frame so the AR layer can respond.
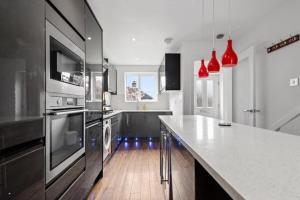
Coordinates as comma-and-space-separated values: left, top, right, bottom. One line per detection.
235, 0, 300, 131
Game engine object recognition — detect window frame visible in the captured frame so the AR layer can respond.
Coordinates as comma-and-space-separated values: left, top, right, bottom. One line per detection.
124, 72, 158, 103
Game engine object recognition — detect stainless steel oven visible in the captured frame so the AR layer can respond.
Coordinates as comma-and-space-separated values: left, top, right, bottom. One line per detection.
45, 20, 86, 184
45, 95, 86, 184
46, 20, 85, 97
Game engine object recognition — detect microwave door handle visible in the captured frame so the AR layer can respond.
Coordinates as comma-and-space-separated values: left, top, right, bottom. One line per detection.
49, 109, 87, 116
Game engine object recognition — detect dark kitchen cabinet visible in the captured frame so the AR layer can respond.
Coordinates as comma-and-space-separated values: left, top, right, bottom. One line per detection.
170, 134, 195, 200
0, 144, 45, 200
124, 112, 172, 138
0, 0, 45, 120
124, 112, 145, 138
85, 121, 103, 186
145, 112, 172, 138
103, 65, 117, 94
111, 113, 122, 152
160, 122, 232, 200
85, 1, 103, 105
47, 0, 85, 39
160, 123, 171, 200
159, 54, 181, 92
0, 1, 46, 196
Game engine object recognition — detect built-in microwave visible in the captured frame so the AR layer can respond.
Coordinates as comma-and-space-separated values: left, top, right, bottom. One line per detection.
46, 20, 85, 97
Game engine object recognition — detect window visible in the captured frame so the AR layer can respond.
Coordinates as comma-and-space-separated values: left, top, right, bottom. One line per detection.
195, 79, 217, 108
125, 72, 158, 102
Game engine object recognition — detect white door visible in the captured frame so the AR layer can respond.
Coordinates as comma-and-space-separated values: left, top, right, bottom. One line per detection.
194, 61, 220, 118
232, 47, 259, 126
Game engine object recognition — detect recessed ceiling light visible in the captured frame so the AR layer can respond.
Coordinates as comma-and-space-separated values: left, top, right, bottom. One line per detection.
216, 33, 225, 39
132, 38, 136, 42
136, 58, 139, 61
164, 37, 173, 44
87, 37, 92, 40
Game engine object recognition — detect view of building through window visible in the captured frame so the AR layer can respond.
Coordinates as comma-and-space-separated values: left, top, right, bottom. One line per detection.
125, 73, 158, 102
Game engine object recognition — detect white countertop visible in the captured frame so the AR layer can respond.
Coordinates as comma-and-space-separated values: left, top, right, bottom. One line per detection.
103, 110, 172, 119
159, 115, 300, 200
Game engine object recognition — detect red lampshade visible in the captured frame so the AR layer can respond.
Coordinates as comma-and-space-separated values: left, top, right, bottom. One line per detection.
198, 59, 209, 78
222, 39, 238, 67
207, 50, 220, 73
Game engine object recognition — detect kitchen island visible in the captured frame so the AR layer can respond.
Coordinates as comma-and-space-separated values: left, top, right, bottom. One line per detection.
159, 115, 300, 200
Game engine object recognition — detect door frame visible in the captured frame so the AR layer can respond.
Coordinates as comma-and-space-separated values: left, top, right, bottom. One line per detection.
194, 60, 220, 118
230, 46, 256, 126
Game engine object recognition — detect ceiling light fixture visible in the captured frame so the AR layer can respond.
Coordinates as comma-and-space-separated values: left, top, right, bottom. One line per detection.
198, 59, 209, 78
132, 38, 136, 42
87, 37, 92, 40
207, 0, 220, 73
198, 0, 209, 78
222, 0, 238, 67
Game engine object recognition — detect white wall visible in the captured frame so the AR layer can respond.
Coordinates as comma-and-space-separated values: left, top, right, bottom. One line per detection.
110, 65, 169, 110
235, 0, 300, 132
169, 91, 183, 116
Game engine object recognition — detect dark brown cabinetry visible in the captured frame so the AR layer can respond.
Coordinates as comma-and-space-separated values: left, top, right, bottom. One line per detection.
0, 145, 45, 200
170, 134, 195, 200
0, 0, 46, 199
111, 113, 122, 152
0, 0, 45, 120
160, 122, 195, 200
159, 54, 181, 92
103, 65, 117, 94
47, 0, 85, 39
85, 1, 103, 105
160, 121, 232, 200
123, 112, 172, 138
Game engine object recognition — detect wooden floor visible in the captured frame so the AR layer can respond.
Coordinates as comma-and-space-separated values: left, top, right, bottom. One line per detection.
88, 140, 166, 200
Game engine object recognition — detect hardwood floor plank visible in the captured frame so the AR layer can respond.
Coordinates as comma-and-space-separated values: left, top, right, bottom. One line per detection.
89, 140, 165, 200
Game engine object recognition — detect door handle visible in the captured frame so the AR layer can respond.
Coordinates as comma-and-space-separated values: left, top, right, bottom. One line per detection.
48, 109, 87, 116
243, 109, 260, 113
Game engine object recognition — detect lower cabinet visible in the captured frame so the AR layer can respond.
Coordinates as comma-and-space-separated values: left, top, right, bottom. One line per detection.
170, 134, 195, 200
160, 122, 232, 200
124, 112, 172, 138
0, 145, 45, 200
111, 113, 122, 152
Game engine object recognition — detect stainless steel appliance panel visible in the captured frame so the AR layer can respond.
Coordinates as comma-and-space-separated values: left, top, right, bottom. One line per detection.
46, 21, 85, 97
46, 109, 85, 184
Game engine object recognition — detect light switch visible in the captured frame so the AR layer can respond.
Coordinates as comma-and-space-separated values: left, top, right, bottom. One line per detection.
289, 78, 299, 87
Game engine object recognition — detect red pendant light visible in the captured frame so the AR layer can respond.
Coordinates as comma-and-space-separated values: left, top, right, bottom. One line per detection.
198, 59, 209, 78
222, 39, 238, 67
208, 50, 220, 73
198, 0, 209, 78
222, 0, 238, 67
207, 0, 220, 73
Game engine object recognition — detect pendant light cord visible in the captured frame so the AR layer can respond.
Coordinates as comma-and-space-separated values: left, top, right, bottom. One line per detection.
212, 0, 215, 49
229, 0, 232, 38
201, 0, 204, 39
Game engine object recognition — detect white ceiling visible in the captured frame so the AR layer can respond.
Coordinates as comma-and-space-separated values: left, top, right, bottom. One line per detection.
88, 0, 285, 66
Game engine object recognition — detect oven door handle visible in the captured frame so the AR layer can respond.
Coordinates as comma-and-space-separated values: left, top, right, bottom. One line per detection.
48, 109, 87, 116
86, 121, 102, 129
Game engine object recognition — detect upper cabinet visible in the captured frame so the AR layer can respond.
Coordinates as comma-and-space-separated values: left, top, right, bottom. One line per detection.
104, 64, 117, 95
0, 0, 45, 119
47, 0, 85, 39
85, 2, 103, 103
159, 53, 181, 92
